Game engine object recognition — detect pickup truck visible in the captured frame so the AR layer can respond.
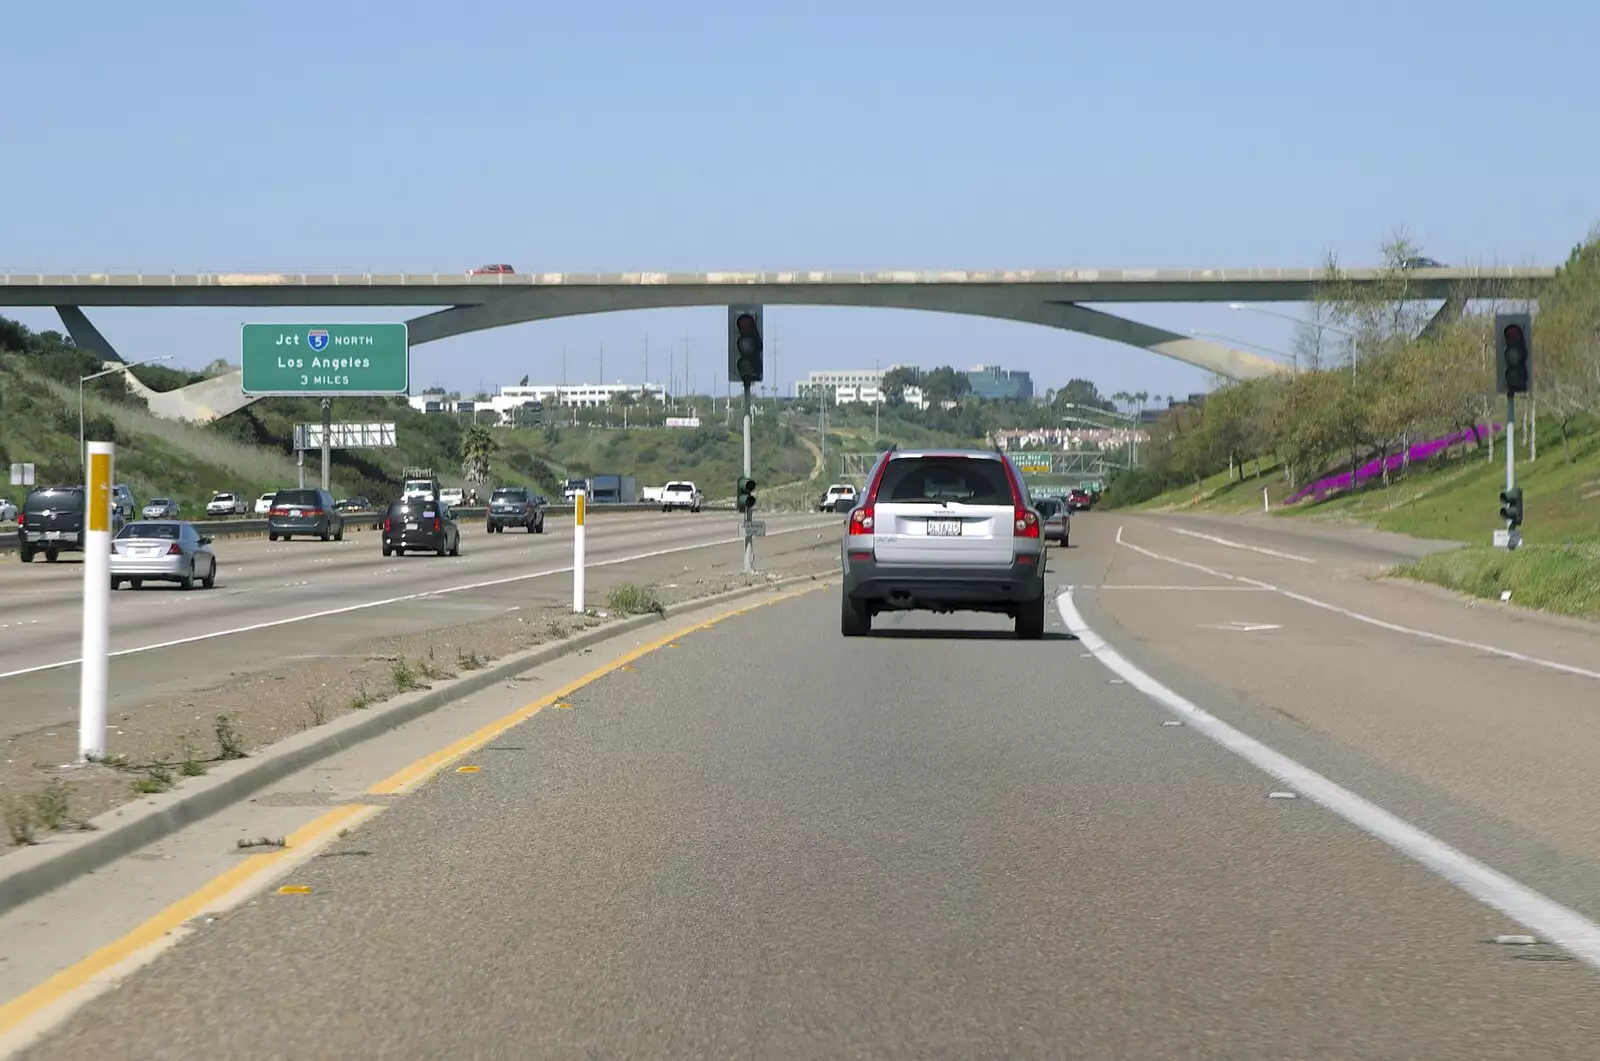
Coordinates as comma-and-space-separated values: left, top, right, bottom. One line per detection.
660, 481, 702, 512
818, 483, 858, 512
205, 492, 247, 517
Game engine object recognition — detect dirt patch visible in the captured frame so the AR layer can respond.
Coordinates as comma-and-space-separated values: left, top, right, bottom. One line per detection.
2, 539, 839, 850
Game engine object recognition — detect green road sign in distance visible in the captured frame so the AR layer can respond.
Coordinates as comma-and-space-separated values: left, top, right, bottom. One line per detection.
1016, 456, 1052, 475
241, 323, 409, 396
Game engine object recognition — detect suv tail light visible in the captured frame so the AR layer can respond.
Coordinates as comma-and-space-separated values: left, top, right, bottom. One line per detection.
269, 507, 287, 517
16, 512, 22, 527
433, 517, 442, 532
1001, 455, 1040, 540
383, 517, 392, 532
846, 453, 894, 552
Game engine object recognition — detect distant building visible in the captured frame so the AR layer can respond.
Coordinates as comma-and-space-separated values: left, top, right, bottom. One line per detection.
796, 368, 926, 409
408, 382, 669, 417
965, 365, 1033, 402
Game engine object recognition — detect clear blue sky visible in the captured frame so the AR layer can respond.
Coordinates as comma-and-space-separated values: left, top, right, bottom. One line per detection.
3, 0, 1595, 401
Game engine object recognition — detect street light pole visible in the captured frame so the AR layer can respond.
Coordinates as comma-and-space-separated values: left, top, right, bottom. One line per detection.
79, 355, 173, 478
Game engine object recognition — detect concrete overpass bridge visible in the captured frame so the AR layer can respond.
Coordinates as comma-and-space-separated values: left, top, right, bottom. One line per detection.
0, 266, 1553, 421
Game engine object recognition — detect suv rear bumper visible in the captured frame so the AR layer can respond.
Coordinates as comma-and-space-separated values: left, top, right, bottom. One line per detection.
842, 556, 1044, 611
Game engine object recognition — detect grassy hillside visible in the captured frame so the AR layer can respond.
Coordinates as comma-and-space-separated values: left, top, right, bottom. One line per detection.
1118, 418, 1600, 547
0, 355, 820, 516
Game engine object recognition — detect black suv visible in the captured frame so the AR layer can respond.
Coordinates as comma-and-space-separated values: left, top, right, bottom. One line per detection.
486, 487, 545, 534
18, 486, 104, 563
267, 488, 345, 542
383, 497, 461, 557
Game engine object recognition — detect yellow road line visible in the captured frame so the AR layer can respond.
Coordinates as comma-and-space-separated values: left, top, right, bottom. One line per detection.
367, 580, 829, 796
0, 802, 377, 1044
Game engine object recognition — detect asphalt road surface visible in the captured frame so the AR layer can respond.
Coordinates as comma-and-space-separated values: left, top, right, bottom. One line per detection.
19, 513, 1600, 1060
0, 511, 833, 737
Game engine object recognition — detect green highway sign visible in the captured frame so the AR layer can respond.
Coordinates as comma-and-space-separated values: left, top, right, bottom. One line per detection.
1015, 455, 1053, 475
241, 323, 409, 396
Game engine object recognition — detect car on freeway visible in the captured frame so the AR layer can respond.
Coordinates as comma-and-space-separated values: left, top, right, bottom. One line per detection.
485, 486, 545, 533
16, 485, 114, 563
0, 497, 17, 522
660, 480, 703, 513
253, 492, 276, 515
110, 520, 217, 591
205, 491, 247, 517
818, 483, 857, 512
141, 497, 180, 519
1065, 487, 1095, 512
267, 488, 345, 542
1035, 498, 1070, 546
468, 264, 516, 275
335, 496, 373, 513
1399, 256, 1446, 269
839, 448, 1046, 639
382, 496, 461, 556
112, 484, 137, 522
440, 487, 465, 507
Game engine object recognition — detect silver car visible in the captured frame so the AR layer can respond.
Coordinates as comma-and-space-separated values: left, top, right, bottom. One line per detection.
141, 498, 180, 519
840, 448, 1046, 639
110, 520, 217, 591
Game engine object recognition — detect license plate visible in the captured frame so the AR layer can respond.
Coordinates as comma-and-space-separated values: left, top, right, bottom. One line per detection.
45, 530, 62, 541
926, 519, 962, 537
405, 522, 418, 531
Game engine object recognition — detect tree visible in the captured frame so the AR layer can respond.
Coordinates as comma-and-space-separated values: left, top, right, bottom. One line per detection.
460, 425, 495, 483
880, 366, 921, 407
519, 374, 530, 386
920, 366, 970, 406
1052, 378, 1114, 413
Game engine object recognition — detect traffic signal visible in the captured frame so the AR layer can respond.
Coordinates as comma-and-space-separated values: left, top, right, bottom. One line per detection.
1499, 486, 1523, 528
736, 476, 757, 514
727, 305, 764, 385
1494, 312, 1533, 395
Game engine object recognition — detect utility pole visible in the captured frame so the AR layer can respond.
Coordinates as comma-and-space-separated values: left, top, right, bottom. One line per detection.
320, 398, 332, 492
643, 334, 650, 388
684, 334, 692, 399
598, 342, 604, 386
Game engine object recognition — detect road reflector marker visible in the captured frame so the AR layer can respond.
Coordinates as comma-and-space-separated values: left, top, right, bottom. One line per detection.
553, 702, 573, 710
1268, 791, 1298, 800
1161, 720, 1183, 727
621, 665, 637, 671
1495, 934, 1539, 946
276, 885, 313, 894
455, 765, 481, 774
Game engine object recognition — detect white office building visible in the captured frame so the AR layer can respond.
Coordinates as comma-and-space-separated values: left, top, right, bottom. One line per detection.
408, 382, 669, 417
795, 367, 926, 409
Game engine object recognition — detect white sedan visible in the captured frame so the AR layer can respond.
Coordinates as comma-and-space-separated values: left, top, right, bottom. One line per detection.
111, 521, 217, 591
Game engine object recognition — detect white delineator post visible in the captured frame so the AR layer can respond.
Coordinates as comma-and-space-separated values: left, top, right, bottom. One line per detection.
80, 440, 115, 761
572, 489, 586, 613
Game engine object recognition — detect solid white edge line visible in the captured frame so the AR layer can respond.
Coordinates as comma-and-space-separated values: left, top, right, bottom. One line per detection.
1055, 589, 1600, 968
0, 520, 837, 680
1164, 524, 1317, 564
1114, 525, 1600, 683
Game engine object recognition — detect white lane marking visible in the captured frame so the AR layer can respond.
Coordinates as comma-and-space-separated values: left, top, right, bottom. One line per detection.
1164, 525, 1317, 564
1056, 589, 1600, 969
1098, 584, 1272, 592
1200, 621, 1282, 632
1114, 525, 1600, 683
0, 521, 836, 680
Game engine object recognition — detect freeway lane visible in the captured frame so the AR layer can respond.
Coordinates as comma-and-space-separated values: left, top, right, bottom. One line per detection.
0, 512, 836, 737
19, 578, 1600, 1058
0, 510, 743, 678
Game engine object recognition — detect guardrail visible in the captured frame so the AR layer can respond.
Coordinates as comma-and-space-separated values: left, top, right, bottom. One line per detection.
2, 502, 737, 554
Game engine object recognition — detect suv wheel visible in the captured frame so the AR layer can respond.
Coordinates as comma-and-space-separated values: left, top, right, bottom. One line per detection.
1015, 592, 1046, 640
18, 547, 33, 563
841, 593, 871, 637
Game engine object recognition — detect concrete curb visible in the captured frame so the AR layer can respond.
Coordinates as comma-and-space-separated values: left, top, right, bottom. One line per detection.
0, 571, 831, 913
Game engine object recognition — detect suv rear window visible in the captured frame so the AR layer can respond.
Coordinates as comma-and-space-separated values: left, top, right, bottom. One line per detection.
25, 488, 85, 512
877, 457, 1012, 505
390, 499, 439, 517
491, 488, 528, 501
273, 490, 322, 506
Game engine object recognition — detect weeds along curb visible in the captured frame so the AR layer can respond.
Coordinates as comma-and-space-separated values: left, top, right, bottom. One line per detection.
0, 572, 830, 913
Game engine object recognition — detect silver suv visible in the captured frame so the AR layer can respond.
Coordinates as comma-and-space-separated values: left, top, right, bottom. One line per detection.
840, 449, 1046, 639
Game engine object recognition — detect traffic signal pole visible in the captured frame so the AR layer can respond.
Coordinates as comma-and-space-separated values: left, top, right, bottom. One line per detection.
1493, 313, 1532, 549
742, 381, 755, 574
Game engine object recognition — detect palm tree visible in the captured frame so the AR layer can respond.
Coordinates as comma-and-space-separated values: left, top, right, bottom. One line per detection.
460, 425, 496, 484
